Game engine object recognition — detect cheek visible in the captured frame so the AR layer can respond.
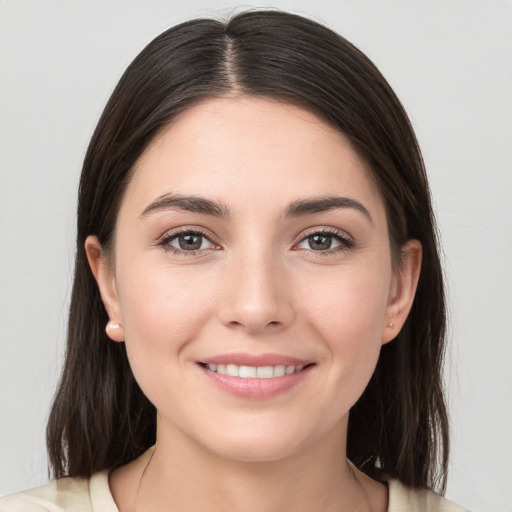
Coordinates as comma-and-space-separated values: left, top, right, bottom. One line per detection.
303, 261, 390, 333
300, 264, 391, 388
115, 262, 216, 373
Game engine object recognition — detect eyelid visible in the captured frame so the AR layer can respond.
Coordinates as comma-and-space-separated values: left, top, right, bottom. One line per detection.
293, 226, 354, 253
157, 226, 221, 254
298, 226, 353, 240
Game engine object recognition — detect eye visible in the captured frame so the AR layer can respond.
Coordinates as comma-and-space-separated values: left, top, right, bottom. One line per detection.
295, 228, 353, 253
159, 229, 218, 254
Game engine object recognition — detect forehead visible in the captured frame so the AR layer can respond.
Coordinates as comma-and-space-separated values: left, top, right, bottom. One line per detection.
122, 96, 385, 222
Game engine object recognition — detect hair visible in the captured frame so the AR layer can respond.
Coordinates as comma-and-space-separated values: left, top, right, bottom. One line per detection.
47, 9, 449, 492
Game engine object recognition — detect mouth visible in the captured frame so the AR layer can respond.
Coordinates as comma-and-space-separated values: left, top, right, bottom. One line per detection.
197, 356, 315, 399
200, 362, 311, 379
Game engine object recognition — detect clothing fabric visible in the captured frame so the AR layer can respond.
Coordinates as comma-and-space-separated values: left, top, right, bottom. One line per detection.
0, 472, 469, 512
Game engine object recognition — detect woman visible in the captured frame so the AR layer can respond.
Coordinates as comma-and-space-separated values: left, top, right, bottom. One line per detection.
0, 9, 468, 512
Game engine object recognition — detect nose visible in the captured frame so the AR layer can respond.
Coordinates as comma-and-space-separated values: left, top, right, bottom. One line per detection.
218, 248, 295, 334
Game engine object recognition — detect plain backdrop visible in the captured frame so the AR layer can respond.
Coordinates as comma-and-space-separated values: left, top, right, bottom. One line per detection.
1, 1, 511, 510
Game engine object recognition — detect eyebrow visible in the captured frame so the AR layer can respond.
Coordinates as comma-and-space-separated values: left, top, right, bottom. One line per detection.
139, 193, 372, 223
283, 196, 373, 223
139, 193, 231, 218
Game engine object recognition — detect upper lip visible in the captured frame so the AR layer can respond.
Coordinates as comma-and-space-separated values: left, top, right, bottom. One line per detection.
199, 352, 312, 367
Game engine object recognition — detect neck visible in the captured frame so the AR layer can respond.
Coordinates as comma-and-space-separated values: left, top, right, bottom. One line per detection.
110, 418, 387, 512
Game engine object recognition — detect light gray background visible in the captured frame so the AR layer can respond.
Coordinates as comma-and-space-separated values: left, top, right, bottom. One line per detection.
1, 1, 511, 511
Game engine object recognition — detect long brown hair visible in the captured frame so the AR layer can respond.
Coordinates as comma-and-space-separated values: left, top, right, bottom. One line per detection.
47, 9, 449, 491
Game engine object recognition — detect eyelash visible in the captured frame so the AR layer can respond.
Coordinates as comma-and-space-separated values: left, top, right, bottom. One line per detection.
295, 227, 354, 256
157, 227, 354, 257
158, 228, 218, 257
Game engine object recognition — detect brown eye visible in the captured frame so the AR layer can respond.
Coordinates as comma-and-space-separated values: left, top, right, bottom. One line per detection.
308, 234, 332, 251
295, 229, 353, 254
177, 233, 203, 250
160, 230, 217, 253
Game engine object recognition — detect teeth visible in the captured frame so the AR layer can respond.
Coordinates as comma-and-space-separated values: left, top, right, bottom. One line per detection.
239, 365, 257, 378
205, 363, 306, 378
256, 366, 273, 378
274, 365, 286, 377
226, 364, 238, 377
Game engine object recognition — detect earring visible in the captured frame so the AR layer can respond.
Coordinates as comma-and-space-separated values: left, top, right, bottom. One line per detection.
106, 320, 121, 332
387, 322, 394, 328
105, 320, 124, 341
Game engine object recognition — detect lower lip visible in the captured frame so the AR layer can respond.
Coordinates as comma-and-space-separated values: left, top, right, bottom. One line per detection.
198, 364, 313, 399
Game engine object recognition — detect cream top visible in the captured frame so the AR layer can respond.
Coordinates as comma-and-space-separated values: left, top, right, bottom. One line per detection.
0, 471, 469, 511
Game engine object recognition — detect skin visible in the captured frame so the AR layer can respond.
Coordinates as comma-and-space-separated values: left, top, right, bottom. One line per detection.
86, 96, 421, 512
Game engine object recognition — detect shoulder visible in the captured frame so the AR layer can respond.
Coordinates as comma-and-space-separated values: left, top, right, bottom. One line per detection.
387, 480, 470, 512
0, 471, 118, 512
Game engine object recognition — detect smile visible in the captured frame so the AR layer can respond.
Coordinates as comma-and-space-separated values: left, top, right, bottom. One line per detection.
198, 355, 314, 398
205, 363, 304, 378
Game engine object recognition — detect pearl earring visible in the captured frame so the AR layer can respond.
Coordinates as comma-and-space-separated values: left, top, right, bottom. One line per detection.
387, 322, 394, 328
106, 320, 123, 335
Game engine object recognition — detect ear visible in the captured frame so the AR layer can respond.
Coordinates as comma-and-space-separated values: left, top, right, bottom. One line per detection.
382, 239, 422, 344
85, 235, 125, 342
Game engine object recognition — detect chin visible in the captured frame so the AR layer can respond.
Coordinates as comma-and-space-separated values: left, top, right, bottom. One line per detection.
190, 416, 331, 464
209, 437, 306, 463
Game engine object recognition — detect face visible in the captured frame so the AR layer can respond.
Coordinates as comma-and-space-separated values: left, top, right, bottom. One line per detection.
88, 97, 420, 462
